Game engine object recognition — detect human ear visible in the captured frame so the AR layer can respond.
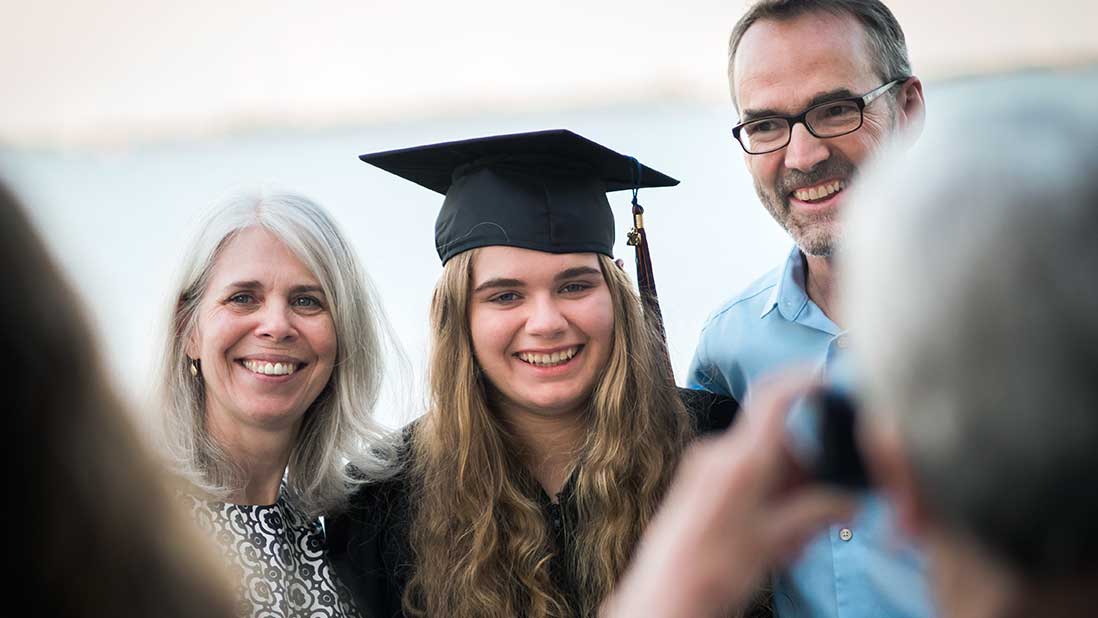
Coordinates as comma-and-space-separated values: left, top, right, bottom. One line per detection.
894, 77, 926, 142
184, 323, 200, 361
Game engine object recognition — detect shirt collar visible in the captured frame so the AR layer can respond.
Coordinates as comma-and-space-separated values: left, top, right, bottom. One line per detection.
760, 244, 811, 321
534, 469, 578, 507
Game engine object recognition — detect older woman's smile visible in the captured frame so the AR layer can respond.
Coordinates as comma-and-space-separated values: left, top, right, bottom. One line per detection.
189, 226, 337, 430
239, 356, 305, 377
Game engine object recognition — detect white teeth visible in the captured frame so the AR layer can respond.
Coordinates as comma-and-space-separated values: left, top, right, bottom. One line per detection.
794, 180, 844, 202
518, 347, 579, 367
242, 360, 297, 376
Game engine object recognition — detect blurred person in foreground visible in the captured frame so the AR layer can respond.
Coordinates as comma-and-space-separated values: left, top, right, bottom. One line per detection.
157, 190, 399, 617
5, 179, 236, 617
604, 74, 1098, 617
687, 1, 928, 614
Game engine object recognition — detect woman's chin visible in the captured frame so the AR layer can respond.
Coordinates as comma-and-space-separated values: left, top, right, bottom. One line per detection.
508, 387, 592, 419
228, 400, 310, 431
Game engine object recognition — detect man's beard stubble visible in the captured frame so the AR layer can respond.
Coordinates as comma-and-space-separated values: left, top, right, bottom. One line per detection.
754, 152, 857, 258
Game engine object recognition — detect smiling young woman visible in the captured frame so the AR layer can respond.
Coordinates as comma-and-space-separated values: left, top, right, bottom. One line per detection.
328, 131, 741, 618
468, 248, 615, 434
409, 246, 697, 618
158, 190, 399, 618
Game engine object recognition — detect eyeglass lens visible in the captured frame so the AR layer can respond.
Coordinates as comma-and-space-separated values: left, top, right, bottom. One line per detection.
739, 100, 863, 153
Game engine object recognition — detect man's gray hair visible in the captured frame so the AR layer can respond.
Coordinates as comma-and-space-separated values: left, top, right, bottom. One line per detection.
845, 71, 1098, 577
158, 189, 399, 518
727, 0, 911, 110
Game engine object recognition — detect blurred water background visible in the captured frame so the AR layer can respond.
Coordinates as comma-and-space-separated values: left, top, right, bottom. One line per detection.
3, 0, 1095, 429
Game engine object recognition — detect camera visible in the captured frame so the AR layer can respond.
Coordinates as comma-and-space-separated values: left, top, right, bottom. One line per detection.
786, 388, 871, 491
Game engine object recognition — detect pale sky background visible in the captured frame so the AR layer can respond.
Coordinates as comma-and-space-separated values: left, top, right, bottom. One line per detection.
3, 0, 1095, 146
3, 1, 1095, 427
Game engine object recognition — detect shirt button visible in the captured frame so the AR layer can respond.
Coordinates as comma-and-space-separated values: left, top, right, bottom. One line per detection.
835, 336, 849, 349
839, 528, 853, 542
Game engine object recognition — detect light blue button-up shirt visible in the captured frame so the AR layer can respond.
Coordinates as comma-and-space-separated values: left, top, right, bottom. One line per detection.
687, 245, 933, 618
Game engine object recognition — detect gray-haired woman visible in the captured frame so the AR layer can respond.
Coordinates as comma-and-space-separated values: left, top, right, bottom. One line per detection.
158, 190, 397, 618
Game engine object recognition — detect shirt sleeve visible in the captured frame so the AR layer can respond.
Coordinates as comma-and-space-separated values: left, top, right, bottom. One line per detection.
686, 323, 734, 397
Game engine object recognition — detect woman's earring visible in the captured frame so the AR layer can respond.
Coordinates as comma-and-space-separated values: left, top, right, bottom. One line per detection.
189, 358, 200, 378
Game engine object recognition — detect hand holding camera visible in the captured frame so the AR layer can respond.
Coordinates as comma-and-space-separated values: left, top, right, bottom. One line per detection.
604, 375, 859, 618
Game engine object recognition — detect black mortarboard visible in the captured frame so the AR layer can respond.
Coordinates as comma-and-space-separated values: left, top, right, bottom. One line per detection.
358, 129, 678, 264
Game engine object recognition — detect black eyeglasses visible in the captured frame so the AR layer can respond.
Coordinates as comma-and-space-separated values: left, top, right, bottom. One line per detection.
732, 78, 907, 155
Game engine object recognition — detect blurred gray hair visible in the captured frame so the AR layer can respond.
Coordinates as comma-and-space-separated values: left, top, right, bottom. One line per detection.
158, 189, 399, 517
727, 0, 911, 110
845, 71, 1098, 577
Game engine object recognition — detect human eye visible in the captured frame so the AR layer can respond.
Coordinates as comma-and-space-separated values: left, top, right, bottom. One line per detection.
832, 102, 859, 117
559, 281, 594, 295
488, 291, 522, 304
227, 292, 257, 305
811, 101, 860, 129
291, 295, 325, 312
742, 118, 788, 149
744, 119, 780, 136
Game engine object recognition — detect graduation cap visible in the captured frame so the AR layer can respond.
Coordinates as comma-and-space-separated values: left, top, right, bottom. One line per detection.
358, 129, 675, 260
360, 129, 676, 343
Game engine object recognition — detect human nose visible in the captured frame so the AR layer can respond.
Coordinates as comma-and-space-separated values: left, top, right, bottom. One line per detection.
525, 294, 567, 338
254, 302, 297, 341
783, 122, 830, 172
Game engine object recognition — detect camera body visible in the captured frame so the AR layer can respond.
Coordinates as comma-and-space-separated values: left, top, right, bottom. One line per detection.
786, 388, 871, 491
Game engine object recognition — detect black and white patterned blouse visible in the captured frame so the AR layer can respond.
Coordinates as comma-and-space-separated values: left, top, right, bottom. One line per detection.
185, 488, 362, 618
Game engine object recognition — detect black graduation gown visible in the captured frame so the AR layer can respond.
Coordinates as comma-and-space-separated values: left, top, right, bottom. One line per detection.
326, 387, 739, 618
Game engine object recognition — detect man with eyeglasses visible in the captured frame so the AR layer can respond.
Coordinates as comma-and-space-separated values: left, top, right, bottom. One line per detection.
687, 1, 928, 617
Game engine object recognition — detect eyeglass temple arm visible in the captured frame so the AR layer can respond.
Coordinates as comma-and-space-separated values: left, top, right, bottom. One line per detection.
862, 77, 909, 106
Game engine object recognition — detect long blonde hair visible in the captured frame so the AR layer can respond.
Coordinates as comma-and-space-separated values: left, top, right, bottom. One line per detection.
406, 250, 692, 617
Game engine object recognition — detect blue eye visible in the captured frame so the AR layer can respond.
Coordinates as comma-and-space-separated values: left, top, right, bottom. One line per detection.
291, 295, 326, 313
228, 293, 256, 304
560, 282, 592, 294
490, 292, 521, 304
